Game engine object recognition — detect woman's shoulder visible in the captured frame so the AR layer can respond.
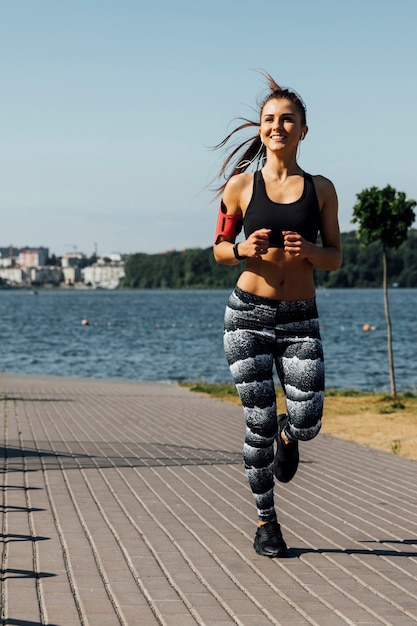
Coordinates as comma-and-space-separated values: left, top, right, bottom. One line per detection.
309, 174, 336, 194
309, 174, 338, 211
223, 172, 254, 208
225, 171, 254, 193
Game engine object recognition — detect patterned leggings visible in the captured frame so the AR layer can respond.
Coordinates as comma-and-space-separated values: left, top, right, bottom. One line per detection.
223, 287, 325, 521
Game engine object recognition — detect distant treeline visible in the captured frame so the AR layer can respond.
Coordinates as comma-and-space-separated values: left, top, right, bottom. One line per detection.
122, 229, 417, 289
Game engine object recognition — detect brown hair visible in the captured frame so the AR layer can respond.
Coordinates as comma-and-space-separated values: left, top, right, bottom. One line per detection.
212, 71, 307, 195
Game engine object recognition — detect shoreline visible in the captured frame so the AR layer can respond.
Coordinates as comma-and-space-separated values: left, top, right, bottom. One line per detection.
1, 369, 416, 396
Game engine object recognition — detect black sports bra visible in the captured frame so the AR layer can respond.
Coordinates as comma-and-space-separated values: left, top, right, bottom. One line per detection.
243, 171, 321, 248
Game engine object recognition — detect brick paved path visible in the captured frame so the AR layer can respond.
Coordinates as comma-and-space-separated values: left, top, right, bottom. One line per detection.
1, 373, 417, 626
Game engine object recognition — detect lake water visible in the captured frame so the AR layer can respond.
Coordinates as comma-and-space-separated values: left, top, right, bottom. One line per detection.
0, 288, 416, 392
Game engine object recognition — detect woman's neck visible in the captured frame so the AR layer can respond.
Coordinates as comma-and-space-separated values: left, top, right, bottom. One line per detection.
262, 158, 303, 182
262, 163, 303, 182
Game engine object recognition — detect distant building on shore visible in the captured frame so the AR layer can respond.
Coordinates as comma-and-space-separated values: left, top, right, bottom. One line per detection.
0, 267, 27, 284
0, 245, 126, 288
82, 254, 125, 289
0, 246, 19, 258
18, 247, 49, 268
61, 252, 86, 268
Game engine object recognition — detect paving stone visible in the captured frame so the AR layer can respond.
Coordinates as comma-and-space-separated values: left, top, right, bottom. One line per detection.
1, 373, 417, 625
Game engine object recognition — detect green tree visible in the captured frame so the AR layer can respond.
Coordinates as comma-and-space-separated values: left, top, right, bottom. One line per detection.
121, 230, 417, 290
352, 185, 416, 395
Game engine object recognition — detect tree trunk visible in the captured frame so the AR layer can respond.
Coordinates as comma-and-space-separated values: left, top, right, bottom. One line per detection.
382, 249, 396, 396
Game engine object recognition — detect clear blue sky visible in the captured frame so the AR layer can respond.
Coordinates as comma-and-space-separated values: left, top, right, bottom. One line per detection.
2, 0, 416, 257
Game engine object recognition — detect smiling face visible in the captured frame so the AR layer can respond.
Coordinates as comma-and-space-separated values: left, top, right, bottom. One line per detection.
259, 98, 307, 153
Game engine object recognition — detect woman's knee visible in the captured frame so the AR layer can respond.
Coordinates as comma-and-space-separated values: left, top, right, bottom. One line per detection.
243, 409, 277, 468
285, 392, 324, 441
286, 417, 322, 442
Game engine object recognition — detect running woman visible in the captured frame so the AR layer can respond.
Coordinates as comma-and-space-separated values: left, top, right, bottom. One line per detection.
213, 72, 342, 558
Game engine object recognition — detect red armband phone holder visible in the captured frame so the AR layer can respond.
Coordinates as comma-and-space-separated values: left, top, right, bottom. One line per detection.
214, 200, 243, 244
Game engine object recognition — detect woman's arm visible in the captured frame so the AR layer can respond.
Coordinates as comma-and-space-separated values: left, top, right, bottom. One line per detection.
213, 176, 243, 266
213, 173, 271, 266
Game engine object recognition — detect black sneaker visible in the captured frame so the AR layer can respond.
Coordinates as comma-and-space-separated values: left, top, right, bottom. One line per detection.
253, 520, 291, 558
274, 414, 299, 483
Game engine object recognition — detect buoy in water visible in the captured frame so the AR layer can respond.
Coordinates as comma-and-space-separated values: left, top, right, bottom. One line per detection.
362, 324, 371, 331
81, 319, 90, 326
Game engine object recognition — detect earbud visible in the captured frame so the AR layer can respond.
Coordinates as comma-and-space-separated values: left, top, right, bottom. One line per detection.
300, 132, 305, 141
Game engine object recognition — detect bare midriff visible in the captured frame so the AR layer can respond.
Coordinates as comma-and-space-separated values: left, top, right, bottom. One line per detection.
236, 248, 316, 301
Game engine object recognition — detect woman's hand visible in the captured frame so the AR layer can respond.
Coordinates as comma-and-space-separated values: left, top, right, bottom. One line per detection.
282, 231, 312, 258
239, 229, 271, 258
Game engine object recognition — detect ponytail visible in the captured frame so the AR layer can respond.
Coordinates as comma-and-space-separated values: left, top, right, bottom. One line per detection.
211, 119, 265, 195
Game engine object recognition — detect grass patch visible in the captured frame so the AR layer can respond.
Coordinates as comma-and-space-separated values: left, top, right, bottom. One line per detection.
184, 381, 239, 401
325, 389, 372, 398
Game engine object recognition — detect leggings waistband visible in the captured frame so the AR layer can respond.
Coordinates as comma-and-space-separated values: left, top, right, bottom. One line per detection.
233, 286, 318, 313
